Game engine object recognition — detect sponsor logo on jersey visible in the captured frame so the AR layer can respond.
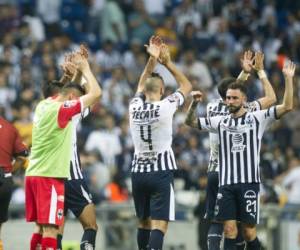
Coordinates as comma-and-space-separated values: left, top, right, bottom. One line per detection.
231, 133, 246, 152
63, 100, 78, 108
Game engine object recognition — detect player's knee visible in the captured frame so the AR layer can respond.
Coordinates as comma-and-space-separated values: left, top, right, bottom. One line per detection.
242, 226, 257, 242
151, 220, 168, 234
223, 223, 238, 238
138, 218, 151, 229
82, 220, 98, 231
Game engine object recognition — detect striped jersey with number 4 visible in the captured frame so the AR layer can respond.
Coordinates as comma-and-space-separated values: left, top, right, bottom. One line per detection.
129, 91, 184, 173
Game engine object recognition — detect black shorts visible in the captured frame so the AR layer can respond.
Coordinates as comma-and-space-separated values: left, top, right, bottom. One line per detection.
131, 171, 175, 221
64, 178, 93, 218
0, 176, 14, 223
204, 171, 219, 220
215, 183, 260, 225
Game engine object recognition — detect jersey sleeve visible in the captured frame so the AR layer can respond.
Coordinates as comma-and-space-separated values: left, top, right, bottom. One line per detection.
166, 91, 185, 108
129, 92, 146, 112
245, 100, 261, 111
198, 116, 222, 133
13, 128, 29, 157
57, 99, 83, 128
252, 106, 278, 137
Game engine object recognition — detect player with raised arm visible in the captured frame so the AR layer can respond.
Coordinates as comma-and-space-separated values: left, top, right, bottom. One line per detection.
185, 60, 296, 250
26, 51, 101, 250
186, 50, 276, 250
40, 46, 99, 250
129, 36, 192, 250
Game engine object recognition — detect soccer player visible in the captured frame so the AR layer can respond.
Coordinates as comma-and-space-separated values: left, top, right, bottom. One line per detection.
41, 47, 99, 250
25, 52, 101, 250
185, 60, 296, 250
191, 51, 277, 250
0, 116, 28, 250
129, 36, 192, 250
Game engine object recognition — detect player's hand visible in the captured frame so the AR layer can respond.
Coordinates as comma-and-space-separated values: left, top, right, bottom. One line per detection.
282, 60, 296, 78
71, 52, 90, 72
158, 43, 171, 66
61, 61, 77, 80
145, 35, 162, 59
191, 90, 203, 102
241, 50, 254, 73
79, 44, 89, 59
252, 51, 264, 71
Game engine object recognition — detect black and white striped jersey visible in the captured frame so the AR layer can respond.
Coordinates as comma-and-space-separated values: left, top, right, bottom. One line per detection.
199, 106, 278, 186
129, 91, 184, 173
69, 108, 89, 180
207, 99, 261, 172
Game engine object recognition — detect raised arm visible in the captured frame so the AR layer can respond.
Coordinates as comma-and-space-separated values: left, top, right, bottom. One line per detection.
276, 60, 296, 118
72, 53, 102, 108
159, 44, 192, 97
185, 91, 203, 128
237, 50, 253, 82
136, 36, 162, 93
252, 51, 277, 109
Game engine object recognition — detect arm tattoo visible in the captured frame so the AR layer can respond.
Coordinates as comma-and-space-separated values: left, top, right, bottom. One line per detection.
185, 100, 199, 128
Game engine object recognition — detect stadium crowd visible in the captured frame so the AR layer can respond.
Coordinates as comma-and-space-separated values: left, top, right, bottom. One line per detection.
0, 0, 300, 212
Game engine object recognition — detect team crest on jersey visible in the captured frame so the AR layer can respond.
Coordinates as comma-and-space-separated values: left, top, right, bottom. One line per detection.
63, 100, 77, 108
245, 116, 254, 126
231, 133, 246, 152
57, 209, 64, 220
217, 193, 223, 200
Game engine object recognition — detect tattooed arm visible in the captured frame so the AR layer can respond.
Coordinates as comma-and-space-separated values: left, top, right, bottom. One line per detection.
185, 91, 203, 128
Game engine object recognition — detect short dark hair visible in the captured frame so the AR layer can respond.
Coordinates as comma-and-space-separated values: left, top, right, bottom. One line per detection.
227, 82, 247, 96
42, 80, 64, 98
151, 72, 164, 82
61, 82, 86, 95
217, 77, 236, 99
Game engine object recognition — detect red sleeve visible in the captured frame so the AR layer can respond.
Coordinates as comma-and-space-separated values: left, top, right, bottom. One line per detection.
57, 99, 82, 128
13, 127, 28, 156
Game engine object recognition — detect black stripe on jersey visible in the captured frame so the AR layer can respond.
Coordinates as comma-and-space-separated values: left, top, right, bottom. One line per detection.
229, 132, 234, 184
164, 151, 169, 170
222, 129, 228, 185
169, 151, 175, 169
250, 129, 255, 181
157, 153, 162, 170
242, 132, 248, 182
70, 161, 75, 179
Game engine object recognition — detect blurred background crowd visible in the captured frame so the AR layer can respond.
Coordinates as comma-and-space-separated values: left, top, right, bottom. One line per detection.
0, 0, 300, 218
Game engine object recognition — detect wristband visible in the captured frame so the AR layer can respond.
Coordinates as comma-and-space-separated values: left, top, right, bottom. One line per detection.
258, 70, 267, 79
237, 71, 250, 81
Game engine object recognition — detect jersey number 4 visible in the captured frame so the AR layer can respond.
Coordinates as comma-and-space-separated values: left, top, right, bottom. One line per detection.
140, 125, 153, 150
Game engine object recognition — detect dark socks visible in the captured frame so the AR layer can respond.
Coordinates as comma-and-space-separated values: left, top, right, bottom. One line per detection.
224, 238, 237, 250
207, 223, 223, 250
247, 237, 261, 250
137, 228, 151, 250
148, 229, 164, 250
236, 228, 245, 250
80, 228, 97, 250
57, 234, 63, 250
